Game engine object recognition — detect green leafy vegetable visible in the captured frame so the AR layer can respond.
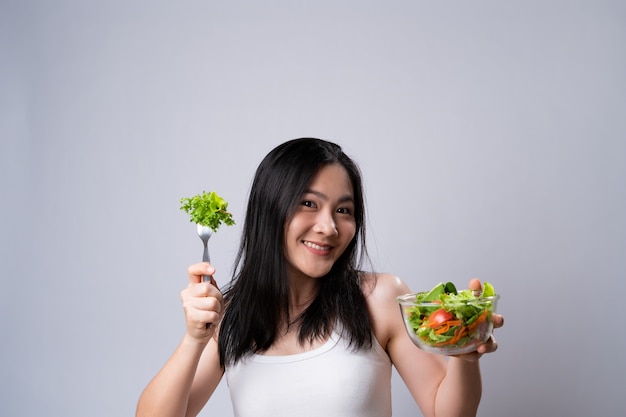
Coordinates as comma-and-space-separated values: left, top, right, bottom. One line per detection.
482, 281, 495, 297
405, 281, 497, 350
180, 191, 235, 232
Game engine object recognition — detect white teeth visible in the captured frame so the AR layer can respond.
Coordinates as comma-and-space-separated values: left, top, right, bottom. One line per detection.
304, 241, 330, 250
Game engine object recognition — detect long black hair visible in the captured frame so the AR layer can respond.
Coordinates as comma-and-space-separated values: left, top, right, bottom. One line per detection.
218, 138, 372, 367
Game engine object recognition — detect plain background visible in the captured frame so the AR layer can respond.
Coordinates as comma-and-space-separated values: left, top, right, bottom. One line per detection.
2, 1, 625, 416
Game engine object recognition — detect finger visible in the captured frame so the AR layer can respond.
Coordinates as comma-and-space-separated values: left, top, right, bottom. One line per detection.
185, 294, 223, 315
186, 306, 222, 331
181, 290, 223, 327
468, 278, 482, 296
476, 335, 498, 354
183, 281, 223, 303
188, 263, 216, 284
491, 313, 504, 328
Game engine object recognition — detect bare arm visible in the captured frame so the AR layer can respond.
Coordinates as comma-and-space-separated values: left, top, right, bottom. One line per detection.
367, 274, 503, 417
136, 263, 225, 417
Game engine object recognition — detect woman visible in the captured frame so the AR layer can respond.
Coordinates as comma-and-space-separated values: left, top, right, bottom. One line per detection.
136, 138, 503, 417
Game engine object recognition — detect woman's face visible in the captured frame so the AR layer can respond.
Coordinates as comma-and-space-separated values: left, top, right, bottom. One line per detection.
284, 163, 357, 280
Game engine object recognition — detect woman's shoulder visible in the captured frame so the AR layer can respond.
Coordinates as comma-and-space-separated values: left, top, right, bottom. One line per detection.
361, 272, 412, 300
361, 273, 412, 350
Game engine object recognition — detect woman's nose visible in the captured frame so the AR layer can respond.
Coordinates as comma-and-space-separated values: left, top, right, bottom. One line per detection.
313, 211, 338, 236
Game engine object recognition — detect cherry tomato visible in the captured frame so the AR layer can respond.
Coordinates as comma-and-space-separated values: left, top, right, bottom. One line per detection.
428, 308, 454, 326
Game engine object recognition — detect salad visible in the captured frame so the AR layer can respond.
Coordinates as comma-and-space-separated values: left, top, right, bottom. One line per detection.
401, 281, 497, 353
180, 191, 235, 232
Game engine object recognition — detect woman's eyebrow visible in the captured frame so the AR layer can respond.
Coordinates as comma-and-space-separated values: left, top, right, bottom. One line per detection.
304, 189, 354, 203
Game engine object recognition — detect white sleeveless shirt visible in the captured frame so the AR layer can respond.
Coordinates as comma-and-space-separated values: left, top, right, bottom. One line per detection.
225, 330, 392, 417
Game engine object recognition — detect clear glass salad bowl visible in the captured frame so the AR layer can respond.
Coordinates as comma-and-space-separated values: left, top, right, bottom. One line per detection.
397, 292, 500, 355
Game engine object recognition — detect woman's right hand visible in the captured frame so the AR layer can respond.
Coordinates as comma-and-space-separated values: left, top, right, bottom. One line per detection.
180, 263, 224, 342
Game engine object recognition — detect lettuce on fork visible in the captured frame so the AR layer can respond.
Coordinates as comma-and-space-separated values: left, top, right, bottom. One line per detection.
180, 191, 235, 232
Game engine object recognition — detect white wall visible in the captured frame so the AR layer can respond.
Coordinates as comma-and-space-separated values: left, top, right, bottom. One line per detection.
2, 1, 625, 416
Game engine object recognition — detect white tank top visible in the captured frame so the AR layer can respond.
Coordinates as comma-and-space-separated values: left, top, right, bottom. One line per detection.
225, 329, 392, 417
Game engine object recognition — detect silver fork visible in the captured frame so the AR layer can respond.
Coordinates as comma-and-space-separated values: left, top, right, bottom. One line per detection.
196, 224, 214, 283
197, 224, 217, 328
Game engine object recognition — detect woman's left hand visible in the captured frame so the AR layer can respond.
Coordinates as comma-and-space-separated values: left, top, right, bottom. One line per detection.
454, 313, 504, 362
455, 278, 504, 362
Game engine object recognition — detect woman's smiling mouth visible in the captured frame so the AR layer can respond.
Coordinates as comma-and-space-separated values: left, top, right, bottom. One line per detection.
303, 240, 333, 253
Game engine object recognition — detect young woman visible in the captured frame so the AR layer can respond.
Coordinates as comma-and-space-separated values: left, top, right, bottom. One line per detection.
136, 138, 503, 417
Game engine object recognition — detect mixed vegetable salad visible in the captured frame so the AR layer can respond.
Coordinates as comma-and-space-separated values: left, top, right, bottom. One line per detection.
402, 281, 497, 352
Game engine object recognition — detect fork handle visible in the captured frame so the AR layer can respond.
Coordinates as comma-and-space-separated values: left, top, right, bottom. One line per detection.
202, 243, 212, 283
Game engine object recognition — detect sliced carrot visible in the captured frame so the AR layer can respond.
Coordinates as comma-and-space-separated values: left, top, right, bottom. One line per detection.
434, 325, 451, 335
427, 319, 462, 329
467, 310, 489, 334
448, 326, 467, 345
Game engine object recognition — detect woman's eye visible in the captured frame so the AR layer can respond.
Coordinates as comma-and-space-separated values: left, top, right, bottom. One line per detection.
337, 207, 353, 215
301, 200, 316, 208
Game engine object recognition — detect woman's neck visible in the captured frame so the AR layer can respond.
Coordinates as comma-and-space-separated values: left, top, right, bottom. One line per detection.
284, 274, 321, 325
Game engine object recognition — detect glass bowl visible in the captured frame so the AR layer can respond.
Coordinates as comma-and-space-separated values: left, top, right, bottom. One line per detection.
397, 292, 500, 355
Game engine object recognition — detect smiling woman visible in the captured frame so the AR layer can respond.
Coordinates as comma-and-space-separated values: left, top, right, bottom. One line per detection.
136, 138, 504, 417
219, 139, 371, 364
